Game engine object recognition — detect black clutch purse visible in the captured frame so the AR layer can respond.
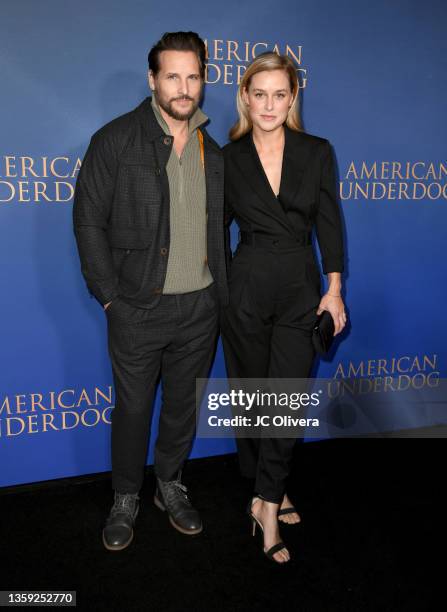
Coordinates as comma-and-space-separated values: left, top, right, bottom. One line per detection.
312, 310, 335, 354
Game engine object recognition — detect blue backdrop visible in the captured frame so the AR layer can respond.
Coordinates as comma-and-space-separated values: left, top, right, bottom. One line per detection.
2, 0, 446, 486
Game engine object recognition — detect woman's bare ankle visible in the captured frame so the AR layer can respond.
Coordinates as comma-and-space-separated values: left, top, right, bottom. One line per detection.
254, 499, 279, 518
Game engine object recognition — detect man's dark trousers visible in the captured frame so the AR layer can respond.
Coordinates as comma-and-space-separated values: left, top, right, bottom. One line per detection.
107, 284, 219, 494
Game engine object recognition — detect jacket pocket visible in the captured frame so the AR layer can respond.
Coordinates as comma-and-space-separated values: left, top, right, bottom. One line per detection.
117, 164, 163, 207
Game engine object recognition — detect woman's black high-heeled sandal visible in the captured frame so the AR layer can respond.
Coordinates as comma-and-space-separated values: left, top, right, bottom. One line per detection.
278, 505, 301, 523
247, 497, 290, 563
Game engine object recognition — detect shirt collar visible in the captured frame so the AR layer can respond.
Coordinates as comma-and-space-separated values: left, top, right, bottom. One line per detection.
150, 95, 208, 136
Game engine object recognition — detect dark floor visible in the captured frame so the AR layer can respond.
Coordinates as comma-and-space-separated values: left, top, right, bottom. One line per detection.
1, 439, 441, 612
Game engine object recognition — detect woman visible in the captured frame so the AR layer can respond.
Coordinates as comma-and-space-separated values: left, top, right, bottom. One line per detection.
221, 52, 347, 564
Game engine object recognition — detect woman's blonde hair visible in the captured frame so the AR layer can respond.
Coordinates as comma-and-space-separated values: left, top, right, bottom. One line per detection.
229, 52, 302, 141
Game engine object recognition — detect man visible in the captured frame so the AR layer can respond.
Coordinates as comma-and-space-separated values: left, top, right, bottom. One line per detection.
73, 31, 227, 551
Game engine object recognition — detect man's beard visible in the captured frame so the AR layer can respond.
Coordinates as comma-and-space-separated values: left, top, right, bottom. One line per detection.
155, 92, 200, 121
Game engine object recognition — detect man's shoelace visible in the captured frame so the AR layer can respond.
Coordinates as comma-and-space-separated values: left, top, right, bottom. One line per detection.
163, 481, 190, 506
111, 493, 138, 517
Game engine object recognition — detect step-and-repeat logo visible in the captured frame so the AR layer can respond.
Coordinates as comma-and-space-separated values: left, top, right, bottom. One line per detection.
0, 386, 113, 438
0, 155, 81, 204
340, 161, 447, 201
204, 38, 306, 86
329, 353, 440, 396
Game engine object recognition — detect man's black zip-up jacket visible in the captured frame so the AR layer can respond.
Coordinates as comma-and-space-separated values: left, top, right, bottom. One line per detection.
73, 96, 228, 309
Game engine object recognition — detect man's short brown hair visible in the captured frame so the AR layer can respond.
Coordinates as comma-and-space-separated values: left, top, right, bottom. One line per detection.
148, 31, 207, 79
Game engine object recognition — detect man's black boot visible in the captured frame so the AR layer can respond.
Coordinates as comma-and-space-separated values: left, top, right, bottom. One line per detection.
102, 491, 139, 551
154, 472, 202, 535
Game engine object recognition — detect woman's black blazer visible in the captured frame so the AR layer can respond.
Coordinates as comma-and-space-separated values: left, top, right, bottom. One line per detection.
223, 125, 344, 275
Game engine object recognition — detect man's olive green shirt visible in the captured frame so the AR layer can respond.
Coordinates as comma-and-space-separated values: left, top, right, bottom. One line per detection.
151, 96, 213, 293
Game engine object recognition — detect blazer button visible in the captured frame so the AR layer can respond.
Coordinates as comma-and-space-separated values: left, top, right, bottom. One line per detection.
160, 247, 168, 255
154, 287, 162, 294
163, 137, 172, 146
154, 167, 161, 176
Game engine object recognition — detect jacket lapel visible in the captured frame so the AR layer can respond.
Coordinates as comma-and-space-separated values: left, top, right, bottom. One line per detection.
201, 129, 223, 211
235, 132, 294, 236
239, 133, 276, 203
201, 129, 224, 273
280, 126, 313, 207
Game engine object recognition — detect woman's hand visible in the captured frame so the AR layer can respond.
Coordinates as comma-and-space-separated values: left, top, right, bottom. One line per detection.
316, 293, 347, 335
